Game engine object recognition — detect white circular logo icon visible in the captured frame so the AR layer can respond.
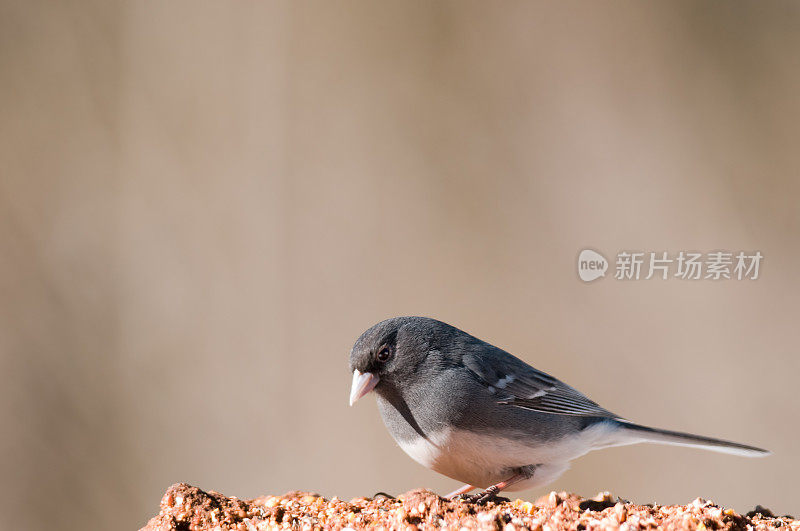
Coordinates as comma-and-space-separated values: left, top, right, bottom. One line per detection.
578, 249, 608, 282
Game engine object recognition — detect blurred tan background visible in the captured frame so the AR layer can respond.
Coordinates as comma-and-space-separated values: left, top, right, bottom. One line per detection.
1, 1, 799, 529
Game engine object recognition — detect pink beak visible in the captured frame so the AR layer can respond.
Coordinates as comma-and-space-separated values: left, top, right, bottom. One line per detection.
349, 370, 380, 406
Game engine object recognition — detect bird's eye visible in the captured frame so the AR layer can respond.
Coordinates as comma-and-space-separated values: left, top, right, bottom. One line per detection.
376, 346, 392, 362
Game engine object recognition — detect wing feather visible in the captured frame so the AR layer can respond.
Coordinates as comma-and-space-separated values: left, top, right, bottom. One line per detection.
463, 349, 618, 418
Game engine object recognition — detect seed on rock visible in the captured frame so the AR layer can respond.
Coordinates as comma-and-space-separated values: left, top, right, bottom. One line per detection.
524, 501, 537, 514
615, 503, 627, 523
264, 497, 279, 508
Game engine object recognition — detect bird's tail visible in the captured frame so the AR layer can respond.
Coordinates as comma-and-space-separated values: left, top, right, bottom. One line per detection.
613, 420, 770, 458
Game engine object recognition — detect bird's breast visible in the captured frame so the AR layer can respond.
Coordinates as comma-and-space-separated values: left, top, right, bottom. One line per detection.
388, 425, 568, 488
375, 392, 625, 488
375, 393, 525, 487
394, 431, 444, 470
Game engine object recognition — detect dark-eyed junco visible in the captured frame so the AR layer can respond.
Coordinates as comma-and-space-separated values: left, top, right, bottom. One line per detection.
348, 316, 769, 503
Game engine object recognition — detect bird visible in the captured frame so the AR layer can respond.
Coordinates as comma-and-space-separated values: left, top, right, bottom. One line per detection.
348, 316, 769, 503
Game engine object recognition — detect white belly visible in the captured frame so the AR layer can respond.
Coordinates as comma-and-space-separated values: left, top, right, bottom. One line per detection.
395, 422, 627, 490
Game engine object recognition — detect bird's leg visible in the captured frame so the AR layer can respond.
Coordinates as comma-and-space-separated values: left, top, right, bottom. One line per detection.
462, 465, 537, 505
445, 484, 475, 499
460, 480, 513, 504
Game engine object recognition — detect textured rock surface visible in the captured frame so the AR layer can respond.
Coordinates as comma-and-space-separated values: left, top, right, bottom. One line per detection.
140, 483, 797, 530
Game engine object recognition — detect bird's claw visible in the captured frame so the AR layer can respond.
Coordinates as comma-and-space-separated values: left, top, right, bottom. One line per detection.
459, 486, 506, 505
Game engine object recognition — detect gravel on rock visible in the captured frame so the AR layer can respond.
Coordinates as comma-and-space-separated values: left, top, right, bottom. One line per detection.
140, 483, 798, 530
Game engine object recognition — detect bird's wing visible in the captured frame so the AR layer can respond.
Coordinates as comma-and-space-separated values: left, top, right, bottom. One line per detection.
462, 350, 619, 418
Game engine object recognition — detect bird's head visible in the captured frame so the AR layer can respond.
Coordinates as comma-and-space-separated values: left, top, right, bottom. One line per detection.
348, 316, 452, 406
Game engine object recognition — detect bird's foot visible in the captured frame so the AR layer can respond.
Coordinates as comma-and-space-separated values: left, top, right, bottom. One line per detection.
455, 467, 533, 504
460, 485, 502, 505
